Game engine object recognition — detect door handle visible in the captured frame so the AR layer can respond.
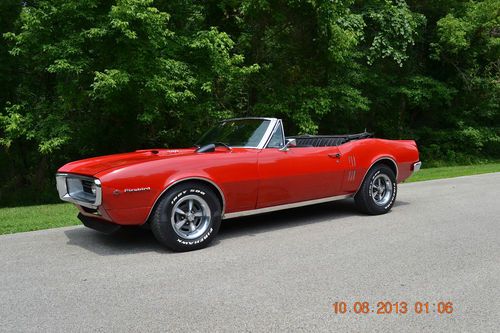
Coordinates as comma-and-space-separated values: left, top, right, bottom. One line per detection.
328, 153, 341, 159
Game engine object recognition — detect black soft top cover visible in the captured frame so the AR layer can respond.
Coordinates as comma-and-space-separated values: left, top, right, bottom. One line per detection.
287, 132, 373, 147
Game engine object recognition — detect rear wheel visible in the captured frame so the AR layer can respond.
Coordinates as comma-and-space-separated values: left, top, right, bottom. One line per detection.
355, 164, 397, 215
151, 182, 221, 251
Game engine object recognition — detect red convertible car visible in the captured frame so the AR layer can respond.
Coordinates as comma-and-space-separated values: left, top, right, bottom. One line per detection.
56, 117, 421, 251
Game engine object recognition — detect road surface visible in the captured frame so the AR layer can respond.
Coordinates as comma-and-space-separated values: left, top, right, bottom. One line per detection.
1, 173, 499, 332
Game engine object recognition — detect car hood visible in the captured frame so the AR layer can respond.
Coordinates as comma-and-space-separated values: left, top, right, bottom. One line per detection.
57, 148, 195, 176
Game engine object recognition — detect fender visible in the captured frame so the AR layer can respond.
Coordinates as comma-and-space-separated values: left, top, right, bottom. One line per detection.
144, 176, 227, 224
354, 156, 398, 197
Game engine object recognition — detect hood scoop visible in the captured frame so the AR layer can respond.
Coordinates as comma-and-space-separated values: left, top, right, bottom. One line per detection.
196, 144, 216, 153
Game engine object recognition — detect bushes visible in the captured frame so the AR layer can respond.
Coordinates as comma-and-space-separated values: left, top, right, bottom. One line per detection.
0, 0, 499, 206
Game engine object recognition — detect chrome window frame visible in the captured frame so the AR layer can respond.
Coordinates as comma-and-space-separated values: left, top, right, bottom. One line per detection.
56, 173, 102, 209
264, 119, 285, 148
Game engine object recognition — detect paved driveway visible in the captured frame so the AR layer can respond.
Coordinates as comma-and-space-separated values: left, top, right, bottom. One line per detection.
1, 173, 499, 332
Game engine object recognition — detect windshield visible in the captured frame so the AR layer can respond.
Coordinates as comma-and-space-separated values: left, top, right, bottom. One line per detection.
196, 119, 271, 148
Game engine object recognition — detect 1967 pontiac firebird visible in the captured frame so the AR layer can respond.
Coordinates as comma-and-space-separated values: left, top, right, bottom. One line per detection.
56, 117, 421, 251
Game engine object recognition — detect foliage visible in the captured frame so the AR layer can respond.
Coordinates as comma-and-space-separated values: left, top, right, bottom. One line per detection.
427, 0, 500, 164
0, 0, 499, 206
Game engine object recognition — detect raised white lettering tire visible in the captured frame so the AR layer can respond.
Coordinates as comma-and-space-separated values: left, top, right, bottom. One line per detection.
151, 182, 221, 251
354, 164, 397, 215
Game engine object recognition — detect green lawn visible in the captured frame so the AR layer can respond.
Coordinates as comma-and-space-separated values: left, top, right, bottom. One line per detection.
405, 162, 500, 183
0, 203, 79, 235
1, 162, 499, 235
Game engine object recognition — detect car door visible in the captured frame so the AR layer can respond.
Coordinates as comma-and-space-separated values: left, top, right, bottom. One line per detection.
256, 123, 345, 208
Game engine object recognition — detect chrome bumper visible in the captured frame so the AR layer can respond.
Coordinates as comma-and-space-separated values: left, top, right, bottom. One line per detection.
56, 173, 102, 209
412, 161, 422, 172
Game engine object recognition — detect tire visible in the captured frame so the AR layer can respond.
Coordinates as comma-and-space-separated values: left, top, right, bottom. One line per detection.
354, 164, 397, 215
151, 182, 222, 251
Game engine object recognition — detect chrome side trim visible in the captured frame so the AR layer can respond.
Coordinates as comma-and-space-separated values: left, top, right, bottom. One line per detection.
56, 173, 102, 209
222, 194, 352, 219
353, 157, 399, 197
144, 177, 227, 224
412, 161, 422, 172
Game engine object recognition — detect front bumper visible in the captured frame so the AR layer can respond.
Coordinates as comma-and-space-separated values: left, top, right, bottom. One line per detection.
56, 173, 102, 209
412, 161, 422, 172
77, 213, 121, 234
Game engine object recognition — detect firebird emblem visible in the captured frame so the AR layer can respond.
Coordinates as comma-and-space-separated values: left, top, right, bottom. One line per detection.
124, 187, 151, 193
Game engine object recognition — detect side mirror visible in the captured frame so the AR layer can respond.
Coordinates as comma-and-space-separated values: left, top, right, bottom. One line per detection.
280, 138, 297, 151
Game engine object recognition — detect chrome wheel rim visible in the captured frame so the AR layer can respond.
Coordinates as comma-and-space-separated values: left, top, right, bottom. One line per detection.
171, 195, 211, 239
371, 174, 393, 206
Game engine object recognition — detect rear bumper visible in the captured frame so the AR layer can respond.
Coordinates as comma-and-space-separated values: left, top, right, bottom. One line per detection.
412, 161, 422, 172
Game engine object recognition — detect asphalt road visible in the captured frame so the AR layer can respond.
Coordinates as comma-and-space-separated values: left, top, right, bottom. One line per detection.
1, 173, 499, 332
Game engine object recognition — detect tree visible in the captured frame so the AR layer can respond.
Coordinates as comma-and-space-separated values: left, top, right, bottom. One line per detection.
0, 0, 498, 205
0, 0, 256, 204
430, 0, 500, 160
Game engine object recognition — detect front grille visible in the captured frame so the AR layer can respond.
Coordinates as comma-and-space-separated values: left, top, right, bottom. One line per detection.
56, 173, 102, 208
66, 178, 96, 203
81, 180, 94, 194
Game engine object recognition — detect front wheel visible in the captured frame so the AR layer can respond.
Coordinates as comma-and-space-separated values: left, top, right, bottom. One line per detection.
151, 182, 222, 251
355, 164, 397, 215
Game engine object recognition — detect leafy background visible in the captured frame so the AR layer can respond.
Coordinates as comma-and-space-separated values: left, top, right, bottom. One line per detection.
0, 0, 499, 206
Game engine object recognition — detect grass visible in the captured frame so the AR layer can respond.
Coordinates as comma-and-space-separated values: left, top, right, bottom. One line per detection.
1, 162, 499, 235
405, 162, 500, 183
0, 203, 79, 235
